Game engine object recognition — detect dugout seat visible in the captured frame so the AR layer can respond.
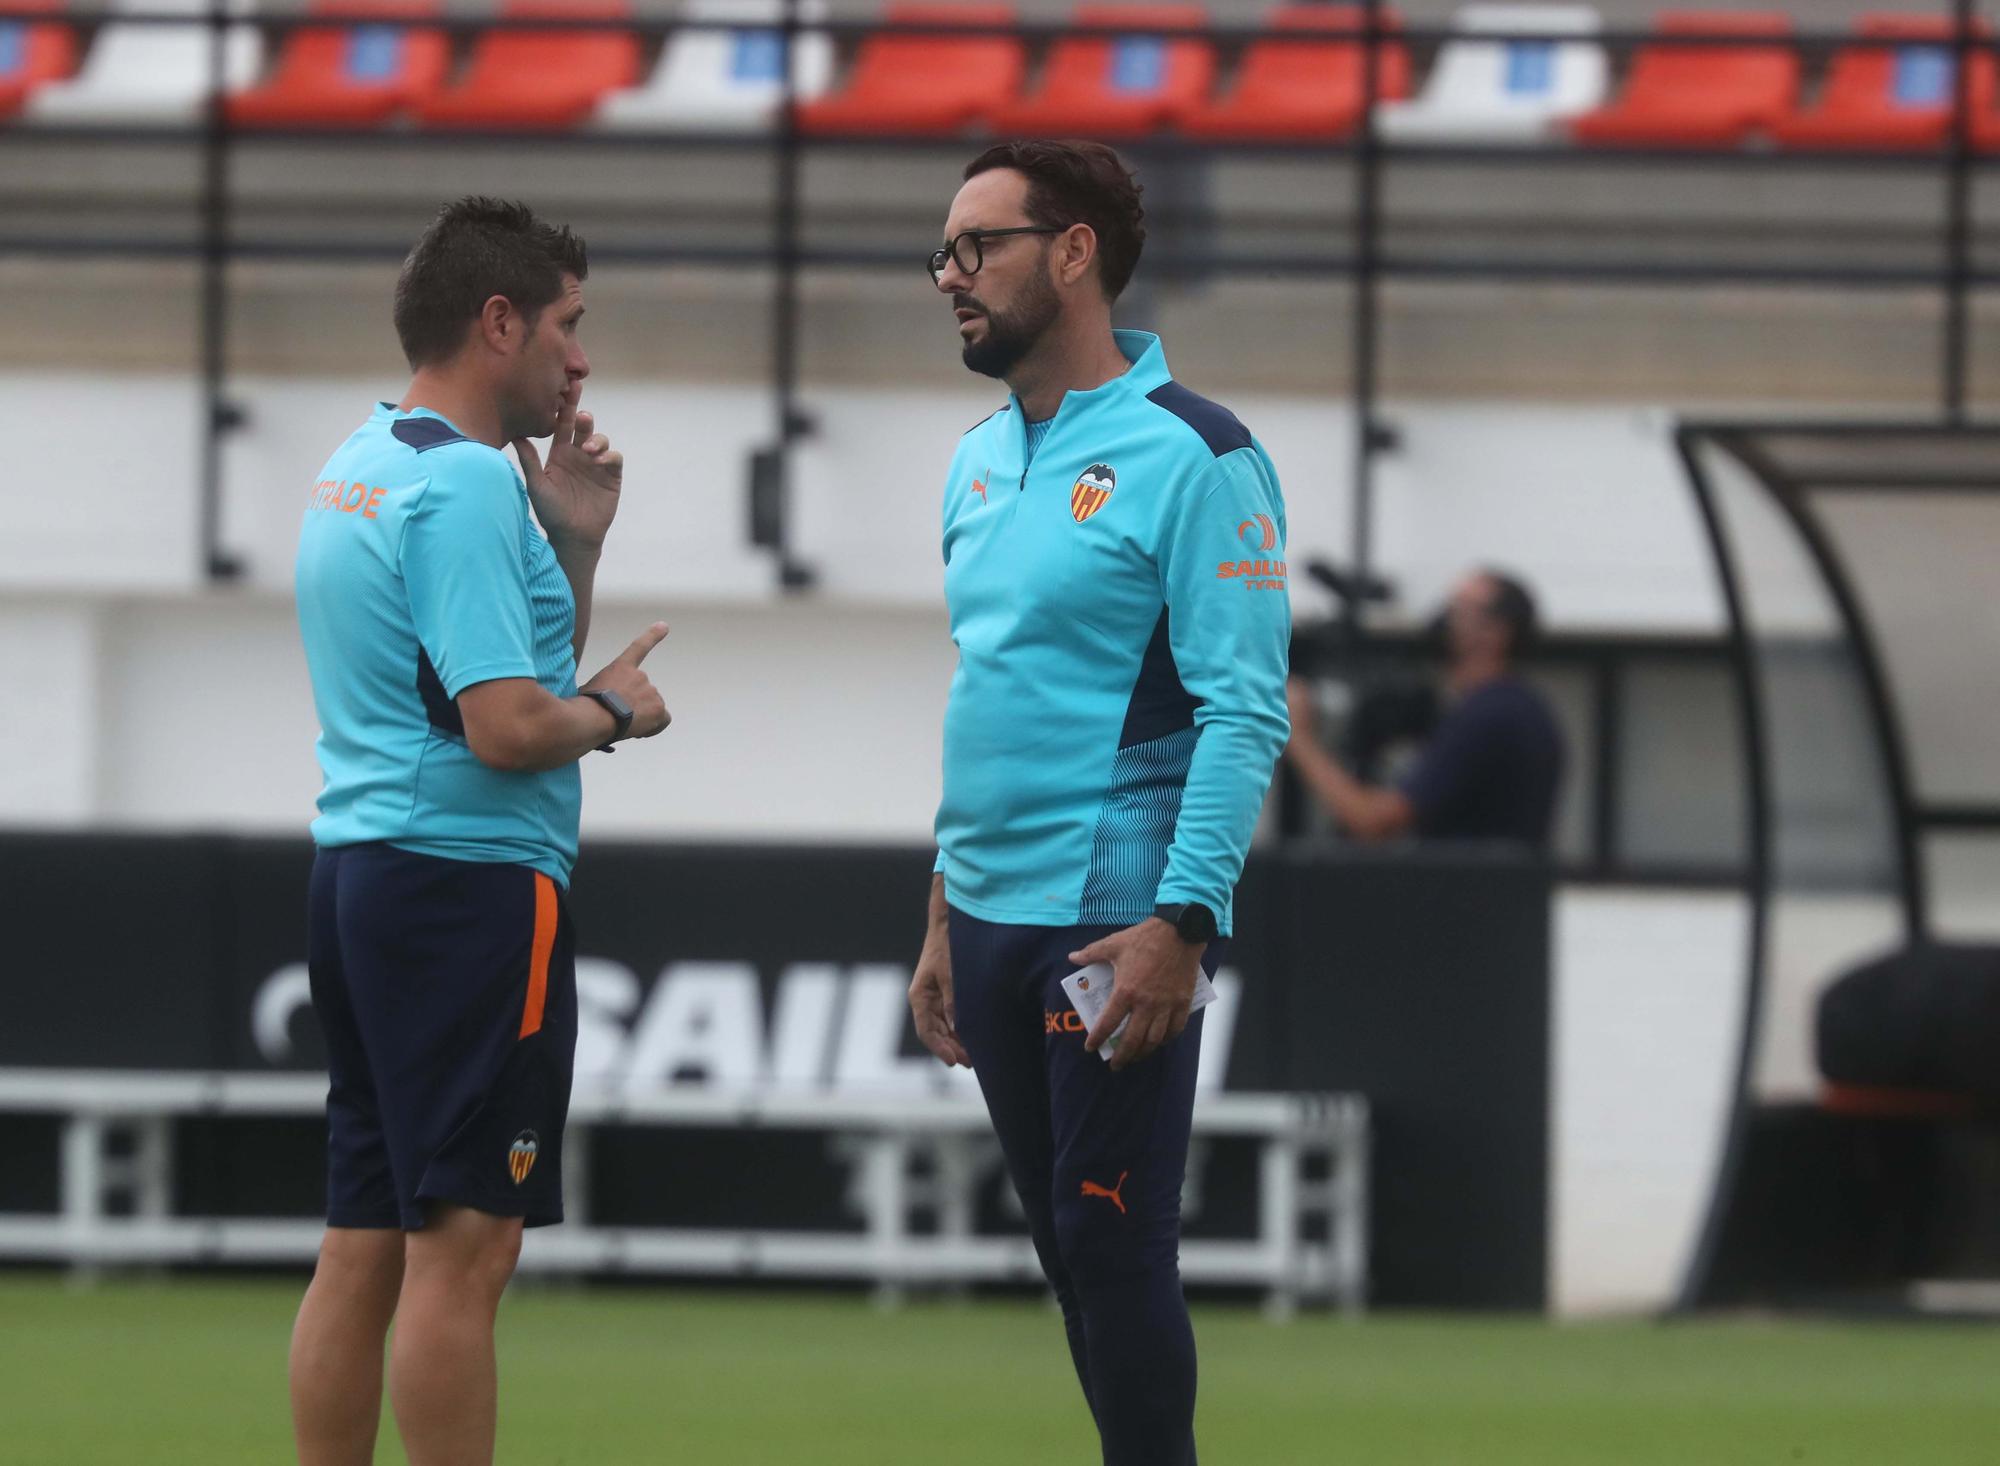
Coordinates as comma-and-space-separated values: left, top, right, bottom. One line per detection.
0, 0, 78, 119
225, 0, 450, 130
1770, 14, 1992, 152
597, 0, 832, 132
1569, 11, 1796, 148
984, 3, 1214, 140
1176, 5, 1408, 141
1375, 2, 1607, 145
794, 2, 1022, 138
26, 0, 260, 126
413, 0, 639, 131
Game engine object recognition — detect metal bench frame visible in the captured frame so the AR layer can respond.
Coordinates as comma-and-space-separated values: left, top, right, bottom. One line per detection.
0, 1069, 1369, 1314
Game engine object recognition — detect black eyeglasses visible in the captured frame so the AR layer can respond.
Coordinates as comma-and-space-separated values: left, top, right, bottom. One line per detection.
928, 226, 1064, 284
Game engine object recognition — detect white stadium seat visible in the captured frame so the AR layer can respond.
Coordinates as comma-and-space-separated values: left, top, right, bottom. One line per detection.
596, 0, 833, 132
27, 0, 262, 126
1377, 2, 1606, 145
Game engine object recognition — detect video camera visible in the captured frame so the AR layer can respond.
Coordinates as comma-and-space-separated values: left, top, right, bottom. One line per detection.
1288, 560, 1440, 786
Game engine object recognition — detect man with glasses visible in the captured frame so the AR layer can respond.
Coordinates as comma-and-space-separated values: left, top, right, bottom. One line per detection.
907, 140, 1290, 1466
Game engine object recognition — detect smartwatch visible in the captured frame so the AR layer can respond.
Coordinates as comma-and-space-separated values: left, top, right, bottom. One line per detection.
582, 689, 633, 752
1153, 901, 1218, 946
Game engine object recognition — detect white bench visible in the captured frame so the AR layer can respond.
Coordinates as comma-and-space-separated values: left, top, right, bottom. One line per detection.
0, 1069, 1369, 1314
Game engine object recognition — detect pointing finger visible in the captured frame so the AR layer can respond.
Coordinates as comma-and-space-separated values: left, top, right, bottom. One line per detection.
618, 622, 669, 666
572, 409, 594, 449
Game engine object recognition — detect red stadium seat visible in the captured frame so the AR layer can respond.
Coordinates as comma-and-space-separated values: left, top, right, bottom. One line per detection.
1568, 11, 1796, 149
0, 0, 78, 119
1176, 5, 1408, 142
985, 3, 1213, 140
413, 0, 640, 131
225, 0, 451, 130
796, 3, 1024, 138
1770, 13, 1992, 152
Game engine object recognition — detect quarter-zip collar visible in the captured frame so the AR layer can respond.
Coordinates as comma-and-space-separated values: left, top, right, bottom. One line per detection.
1008, 329, 1171, 424
1006, 330, 1172, 489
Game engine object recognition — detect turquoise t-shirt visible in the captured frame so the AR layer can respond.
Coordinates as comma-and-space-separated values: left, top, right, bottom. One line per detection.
295, 405, 582, 885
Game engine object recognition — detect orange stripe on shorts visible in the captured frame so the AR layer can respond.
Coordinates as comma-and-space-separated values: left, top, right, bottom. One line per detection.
520, 873, 557, 1040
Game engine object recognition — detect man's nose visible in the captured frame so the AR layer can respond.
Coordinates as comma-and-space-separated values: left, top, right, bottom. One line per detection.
570, 346, 590, 381
935, 259, 971, 295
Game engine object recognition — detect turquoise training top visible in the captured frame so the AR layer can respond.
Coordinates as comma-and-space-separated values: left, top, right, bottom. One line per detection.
935, 331, 1291, 935
295, 405, 582, 886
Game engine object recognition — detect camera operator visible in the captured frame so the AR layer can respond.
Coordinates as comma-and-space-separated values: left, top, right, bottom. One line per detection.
1284, 569, 1565, 848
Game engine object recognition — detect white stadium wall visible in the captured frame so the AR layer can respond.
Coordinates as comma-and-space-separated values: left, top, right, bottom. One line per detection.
1, 370, 1736, 836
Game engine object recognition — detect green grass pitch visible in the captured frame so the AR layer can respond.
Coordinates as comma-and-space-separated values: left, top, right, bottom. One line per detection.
5, 1273, 1999, 1464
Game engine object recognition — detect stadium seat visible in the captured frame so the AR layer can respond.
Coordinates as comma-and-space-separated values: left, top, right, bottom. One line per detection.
1771, 14, 1993, 152
413, 0, 640, 132
0, 0, 78, 120
794, 3, 1022, 138
1176, 4, 1409, 142
1375, 3, 1608, 145
1569, 12, 1796, 149
596, 0, 832, 133
984, 3, 1215, 141
224, 0, 450, 130
25, 0, 260, 126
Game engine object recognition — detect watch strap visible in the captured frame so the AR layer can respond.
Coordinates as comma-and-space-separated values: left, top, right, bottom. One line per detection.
1153, 901, 1217, 945
582, 690, 633, 752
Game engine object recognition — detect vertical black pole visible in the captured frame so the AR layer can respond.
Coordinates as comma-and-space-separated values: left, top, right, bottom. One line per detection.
1349, 0, 1384, 613
1942, 0, 1974, 423
198, 0, 240, 580
769, 0, 808, 589
1589, 657, 1622, 876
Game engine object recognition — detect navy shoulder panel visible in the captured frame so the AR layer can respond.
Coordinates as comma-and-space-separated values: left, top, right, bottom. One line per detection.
1145, 381, 1252, 458
391, 416, 470, 454
962, 403, 1011, 437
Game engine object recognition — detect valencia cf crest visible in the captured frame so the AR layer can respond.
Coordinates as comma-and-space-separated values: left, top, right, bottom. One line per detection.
507, 1130, 540, 1186
1071, 463, 1116, 523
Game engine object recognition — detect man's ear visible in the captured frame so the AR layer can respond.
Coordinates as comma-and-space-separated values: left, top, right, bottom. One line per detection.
477, 293, 518, 354
1056, 223, 1100, 290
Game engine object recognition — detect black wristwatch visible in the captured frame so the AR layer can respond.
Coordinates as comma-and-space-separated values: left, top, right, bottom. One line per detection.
582, 689, 633, 752
1153, 901, 1218, 946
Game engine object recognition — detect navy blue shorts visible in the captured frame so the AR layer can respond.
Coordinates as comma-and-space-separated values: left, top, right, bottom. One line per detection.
947, 908, 1225, 1289
307, 843, 577, 1231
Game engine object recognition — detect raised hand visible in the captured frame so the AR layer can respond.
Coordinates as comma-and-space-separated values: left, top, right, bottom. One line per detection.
582, 622, 671, 740
514, 384, 623, 553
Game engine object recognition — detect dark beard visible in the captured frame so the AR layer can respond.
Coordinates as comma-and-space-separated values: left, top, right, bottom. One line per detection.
960, 272, 1061, 379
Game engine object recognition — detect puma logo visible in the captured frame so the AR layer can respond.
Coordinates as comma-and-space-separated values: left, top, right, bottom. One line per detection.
1080, 1171, 1129, 1215
971, 476, 990, 505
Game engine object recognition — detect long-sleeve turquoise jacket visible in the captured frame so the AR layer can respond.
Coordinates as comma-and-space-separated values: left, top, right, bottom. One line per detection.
935, 331, 1291, 936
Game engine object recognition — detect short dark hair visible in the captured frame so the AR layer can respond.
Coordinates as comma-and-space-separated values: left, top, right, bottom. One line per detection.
393, 197, 588, 369
1481, 570, 1542, 660
963, 140, 1146, 301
